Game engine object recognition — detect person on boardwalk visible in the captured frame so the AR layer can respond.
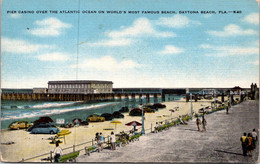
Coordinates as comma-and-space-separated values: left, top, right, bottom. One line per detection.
110, 131, 116, 150
247, 133, 253, 156
154, 122, 159, 133
179, 116, 187, 125
202, 116, 207, 131
196, 115, 201, 131
252, 129, 257, 150
240, 132, 249, 156
99, 132, 104, 150
226, 106, 229, 114
95, 132, 100, 144
54, 142, 63, 162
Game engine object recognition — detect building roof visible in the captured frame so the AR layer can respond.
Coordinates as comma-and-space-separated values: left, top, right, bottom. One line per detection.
231, 86, 243, 91
48, 80, 113, 84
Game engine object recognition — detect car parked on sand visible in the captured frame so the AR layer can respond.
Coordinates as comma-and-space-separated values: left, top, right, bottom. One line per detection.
153, 103, 166, 109
8, 121, 30, 130
145, 105, 158, 111
119, 107, 129, 113
129, 108, 143, 116
101, 113, 114, 121
87, 115, 105, 122
143, 107, 155, 113
27, 123, 40, 132
80, 121, 89, 126
112, 111, 124, 118
30, 124, 60, 134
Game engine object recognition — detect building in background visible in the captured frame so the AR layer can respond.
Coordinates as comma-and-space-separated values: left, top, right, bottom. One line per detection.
231, 86, 243, 95
47, 80, 113, 94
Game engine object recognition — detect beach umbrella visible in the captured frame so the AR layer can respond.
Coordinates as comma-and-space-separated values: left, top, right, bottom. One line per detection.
169, 109, 175, 115
125, 121, 142, 132
57, 129, 71, 144
34, 116, 53, 124
110, 120, 122, 130
72, 118, 82, 124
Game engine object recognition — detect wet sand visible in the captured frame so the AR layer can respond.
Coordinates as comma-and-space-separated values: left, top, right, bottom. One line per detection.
0, 97, 232, 162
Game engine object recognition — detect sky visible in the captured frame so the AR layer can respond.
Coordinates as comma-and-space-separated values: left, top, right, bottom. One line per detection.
1, 0, 259, 88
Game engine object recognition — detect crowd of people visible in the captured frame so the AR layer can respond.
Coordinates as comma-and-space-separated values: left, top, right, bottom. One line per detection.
240, 129, 258, 156
94, 131, 117, 151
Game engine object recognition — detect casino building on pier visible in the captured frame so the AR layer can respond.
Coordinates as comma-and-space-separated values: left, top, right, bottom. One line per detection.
47, 80, 113, 94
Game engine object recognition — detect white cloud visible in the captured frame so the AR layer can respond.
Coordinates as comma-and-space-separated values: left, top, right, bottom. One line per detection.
200, 44, 259, 56
253, 60, 259, 65
249, 60, 259, 65
156, 15, 201, 28
72, 55, 141, 71
243, 13, 259, 25
30, 17, 72, 37
206, 24, 257, 37
158, 45, 184, 55
37, 52, 70, 61
88, 17, 175, 47
89, 38, 133, 47
106, 17, 175, 38
2, 37, 53, 54
10, 13, 22, 19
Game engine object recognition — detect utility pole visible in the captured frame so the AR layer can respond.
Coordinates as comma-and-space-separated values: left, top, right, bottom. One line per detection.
190, 93, 193, 120
141, 97, 145, 136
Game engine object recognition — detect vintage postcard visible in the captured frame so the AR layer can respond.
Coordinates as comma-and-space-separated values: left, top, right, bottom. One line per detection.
1, 0, 259, 163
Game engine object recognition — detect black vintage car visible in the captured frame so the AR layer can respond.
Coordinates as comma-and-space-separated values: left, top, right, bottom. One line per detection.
119, 107, 129, 113
112, 111, 124, 118
80, 121, 89, 126
101, 113, 114, 121
153, 103, 166, 109
145, 105, 158, 111
129, 108, 143, 116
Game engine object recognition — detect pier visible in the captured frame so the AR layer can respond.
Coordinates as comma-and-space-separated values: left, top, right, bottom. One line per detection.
1, 87, 253, 101
0, 92, 162, 102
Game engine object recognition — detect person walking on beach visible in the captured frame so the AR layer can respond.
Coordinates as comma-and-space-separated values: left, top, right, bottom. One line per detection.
247, 133, 253, 156
202, 116, 207, 131
240, 132, 249, 156
196, 115, 201, 131
110, 131, 116, 150
252, 129, 257, 150
54, 142, 63, 162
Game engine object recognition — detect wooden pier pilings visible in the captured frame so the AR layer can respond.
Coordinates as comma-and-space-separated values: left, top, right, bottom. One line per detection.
1, 93, 162, 102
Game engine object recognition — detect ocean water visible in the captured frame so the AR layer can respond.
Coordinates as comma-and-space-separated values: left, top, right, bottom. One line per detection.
1, 94, 183, 129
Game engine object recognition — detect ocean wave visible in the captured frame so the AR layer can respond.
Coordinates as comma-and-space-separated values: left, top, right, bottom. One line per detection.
1, 101, 82, 110
1, 102, 119, 121
30, 101, 81, 109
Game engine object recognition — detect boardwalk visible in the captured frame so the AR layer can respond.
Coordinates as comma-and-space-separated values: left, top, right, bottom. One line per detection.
78, 100, 259, 163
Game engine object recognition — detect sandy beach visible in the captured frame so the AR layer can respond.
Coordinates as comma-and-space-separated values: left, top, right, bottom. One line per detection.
0, 96, 233, 162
